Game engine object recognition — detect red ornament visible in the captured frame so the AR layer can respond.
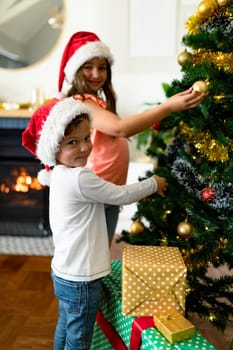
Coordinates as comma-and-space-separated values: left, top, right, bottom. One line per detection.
152, 123, 160, 131
201, 187, 215, 202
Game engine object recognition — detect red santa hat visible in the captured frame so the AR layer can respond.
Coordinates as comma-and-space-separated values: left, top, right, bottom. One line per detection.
58, 31, 114, 94
22, 97, 92, 186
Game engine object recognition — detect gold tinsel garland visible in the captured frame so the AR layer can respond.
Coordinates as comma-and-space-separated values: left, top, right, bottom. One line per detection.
179, 122, 231, 162
186, 5, 232, 34
192, 49, 233, 72
177, 48, 233, 73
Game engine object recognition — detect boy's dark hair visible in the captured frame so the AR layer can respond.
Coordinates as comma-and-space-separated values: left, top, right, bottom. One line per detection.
64, 113, 90, 136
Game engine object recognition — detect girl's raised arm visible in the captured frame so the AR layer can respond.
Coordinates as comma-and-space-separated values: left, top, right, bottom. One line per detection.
85, 88, 205, 137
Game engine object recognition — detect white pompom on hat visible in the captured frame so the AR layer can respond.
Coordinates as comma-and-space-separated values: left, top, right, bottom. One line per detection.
22, 97, 92, 186
58, 31, 114, 95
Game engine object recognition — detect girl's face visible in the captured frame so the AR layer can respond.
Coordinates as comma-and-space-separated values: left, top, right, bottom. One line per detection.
81, 57, 108, 94
56, 119, 92, 168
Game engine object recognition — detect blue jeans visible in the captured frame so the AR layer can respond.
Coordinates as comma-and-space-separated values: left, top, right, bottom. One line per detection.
51, 272, 103, 350
105, 204, 119, 242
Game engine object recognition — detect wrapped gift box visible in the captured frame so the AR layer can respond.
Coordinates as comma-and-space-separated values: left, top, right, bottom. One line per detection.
91, 260, 216, 350
122, 244, 187, 317
153, 310, 195, 343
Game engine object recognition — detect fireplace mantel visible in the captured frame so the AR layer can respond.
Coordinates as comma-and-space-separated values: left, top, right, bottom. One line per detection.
0, 109, 32, 118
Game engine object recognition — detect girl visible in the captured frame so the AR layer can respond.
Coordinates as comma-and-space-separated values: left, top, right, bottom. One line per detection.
58, 31, 205, 243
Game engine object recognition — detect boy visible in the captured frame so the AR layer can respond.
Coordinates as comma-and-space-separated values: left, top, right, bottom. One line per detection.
22, 97, 167, 349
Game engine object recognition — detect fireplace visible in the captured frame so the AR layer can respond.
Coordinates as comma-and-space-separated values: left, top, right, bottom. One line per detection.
0, 117, 51, 236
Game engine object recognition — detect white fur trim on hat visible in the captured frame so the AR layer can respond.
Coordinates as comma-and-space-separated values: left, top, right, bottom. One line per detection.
64, 41, 114, 85
36, 97, 92, 167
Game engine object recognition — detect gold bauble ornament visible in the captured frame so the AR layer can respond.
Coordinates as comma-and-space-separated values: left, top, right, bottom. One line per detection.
177, 50, 192, 65
217, 0, 230, 6
177, 221, 194, 238
192, 80, 209, 94
197, 0, 213, 17
130, 220, 145, 234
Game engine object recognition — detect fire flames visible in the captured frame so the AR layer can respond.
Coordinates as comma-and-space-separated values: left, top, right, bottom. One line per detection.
0, 167, 43, 193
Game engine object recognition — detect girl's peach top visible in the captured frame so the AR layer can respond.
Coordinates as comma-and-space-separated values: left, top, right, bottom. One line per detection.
74, 94, 129, 185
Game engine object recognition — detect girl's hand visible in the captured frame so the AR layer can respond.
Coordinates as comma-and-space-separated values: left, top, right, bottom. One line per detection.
165, 87, 206, 113
152, 175, 168, 197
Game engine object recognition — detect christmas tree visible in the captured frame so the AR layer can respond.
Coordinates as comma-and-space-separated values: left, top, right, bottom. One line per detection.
119, 0, 233, 331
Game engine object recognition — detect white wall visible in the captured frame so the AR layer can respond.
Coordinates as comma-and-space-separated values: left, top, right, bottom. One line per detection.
0, 0, 198, 158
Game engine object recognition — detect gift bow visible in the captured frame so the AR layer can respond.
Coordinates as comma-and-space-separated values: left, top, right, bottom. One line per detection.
159, 313, 181, 321
129, 317, 155, 350
96, 311, 154, 350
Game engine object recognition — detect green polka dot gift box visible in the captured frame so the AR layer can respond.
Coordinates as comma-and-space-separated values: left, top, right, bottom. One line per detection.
90, 260, 216, 350
122, 244, 187, 317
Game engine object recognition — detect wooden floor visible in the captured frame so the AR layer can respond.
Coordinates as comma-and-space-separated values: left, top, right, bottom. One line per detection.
0, 238, 232, 350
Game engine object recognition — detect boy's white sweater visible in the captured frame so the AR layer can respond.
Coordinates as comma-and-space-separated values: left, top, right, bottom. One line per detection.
50, 165, 157, 282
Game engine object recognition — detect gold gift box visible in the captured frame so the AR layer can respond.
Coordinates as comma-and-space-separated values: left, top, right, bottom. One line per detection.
122, 244, 187, 316
153, 310, 195, 343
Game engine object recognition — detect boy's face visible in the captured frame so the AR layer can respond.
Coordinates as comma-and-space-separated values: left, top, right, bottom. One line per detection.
56, 119, 92, 168
81, 57, 108, 94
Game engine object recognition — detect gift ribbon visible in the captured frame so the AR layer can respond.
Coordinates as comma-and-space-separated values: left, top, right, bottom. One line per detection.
96, 311, 154, 350
96, 310, 127, 350
159, 313, 181, 321
129, 317, 154, 350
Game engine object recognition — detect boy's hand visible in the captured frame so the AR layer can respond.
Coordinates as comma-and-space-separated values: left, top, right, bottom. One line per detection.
152, 175, 168, 197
